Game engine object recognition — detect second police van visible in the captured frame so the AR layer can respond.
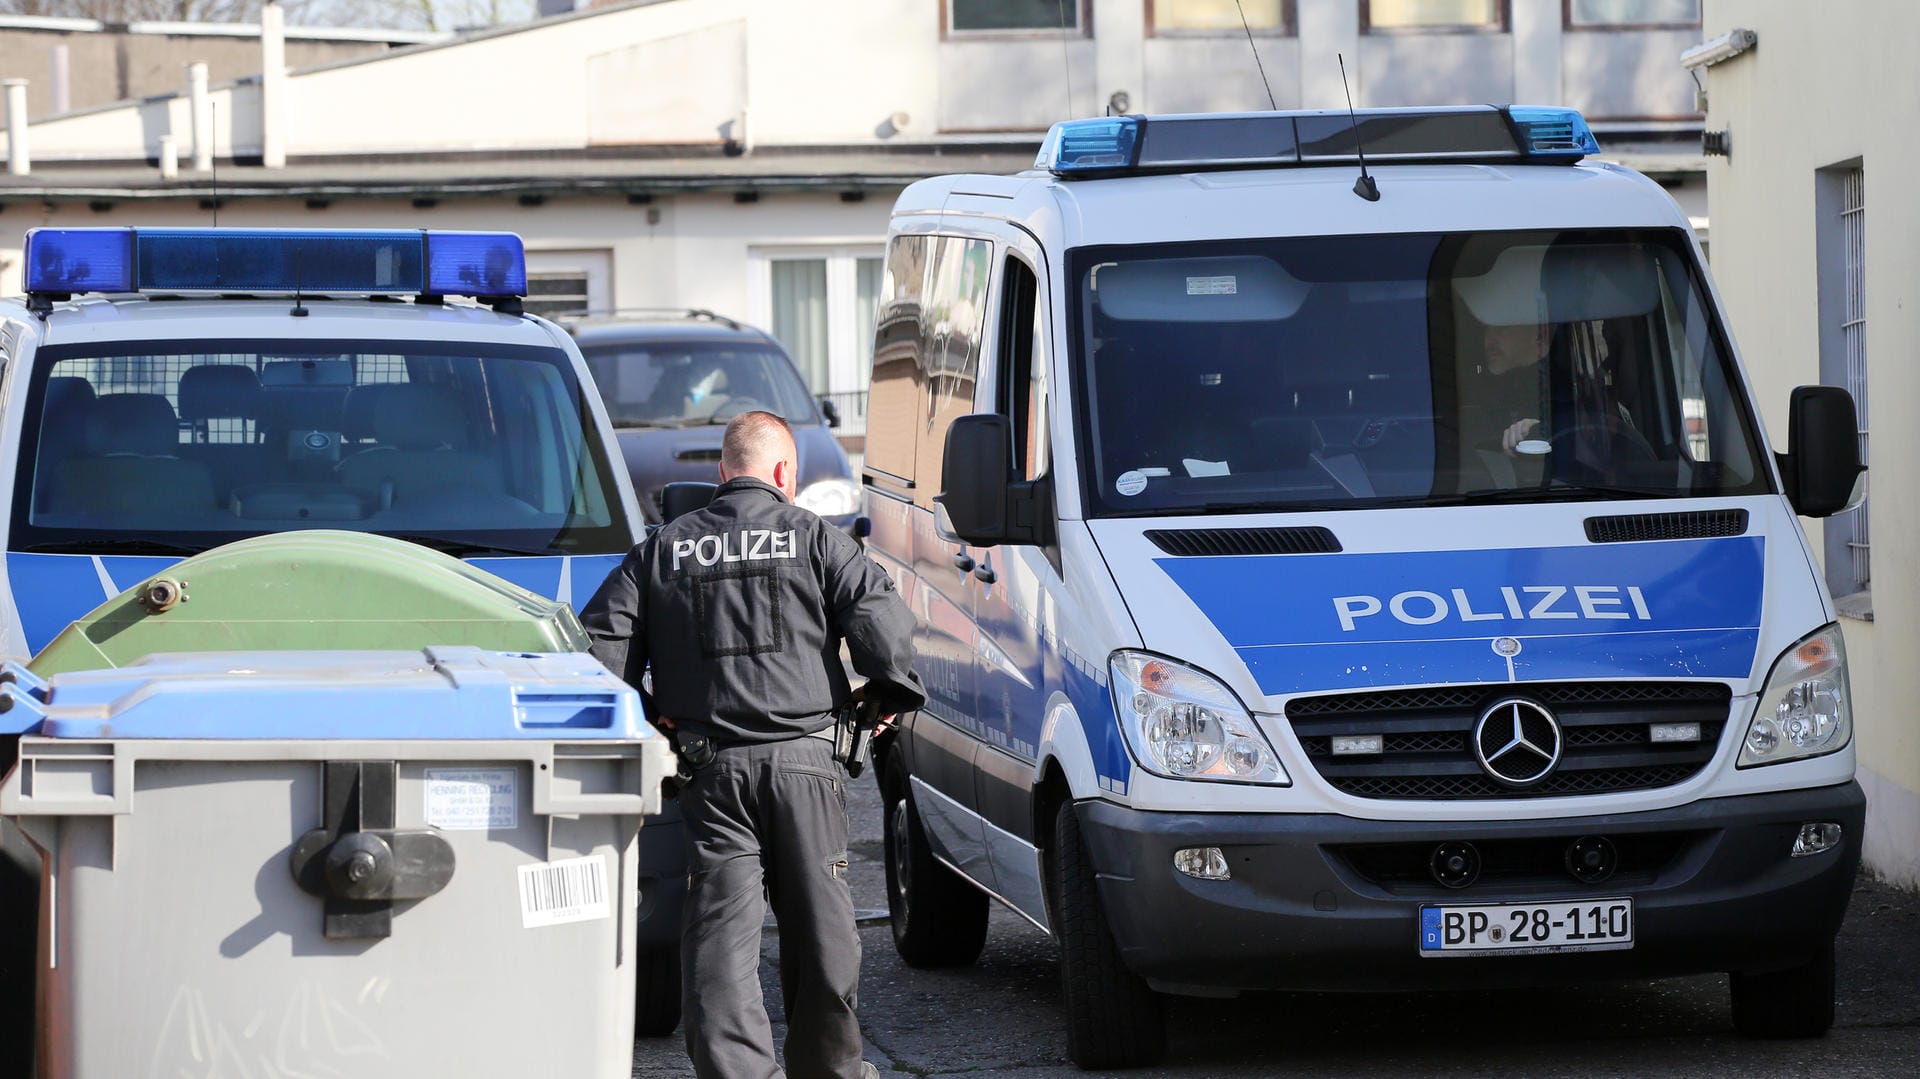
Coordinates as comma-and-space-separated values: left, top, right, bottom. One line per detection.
0, 227, 694, 1036
864, 106, 1868, 1069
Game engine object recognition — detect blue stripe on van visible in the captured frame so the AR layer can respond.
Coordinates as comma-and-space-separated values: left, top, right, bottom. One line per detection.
1155, 536, 1766, 696
1063, 654, 1133, 792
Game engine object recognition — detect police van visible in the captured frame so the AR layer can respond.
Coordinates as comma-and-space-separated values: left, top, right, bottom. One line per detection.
0, 227, 695, 1037
863, 106, 1867, 1069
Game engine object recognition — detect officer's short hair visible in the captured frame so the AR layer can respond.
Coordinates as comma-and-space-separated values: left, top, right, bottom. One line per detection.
721, 411, 795, 474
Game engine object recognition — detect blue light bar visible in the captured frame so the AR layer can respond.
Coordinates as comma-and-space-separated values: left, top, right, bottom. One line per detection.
1509, 106, 1601, 158
22, 227, 528, 301
1034, 105, 1602, 177
25, 228, 134, 294
425, 231, 528, 299
1042, 117, 1142, 173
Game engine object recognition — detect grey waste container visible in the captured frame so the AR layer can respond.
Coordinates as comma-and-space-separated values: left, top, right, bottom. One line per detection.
0, 646, 673, 1078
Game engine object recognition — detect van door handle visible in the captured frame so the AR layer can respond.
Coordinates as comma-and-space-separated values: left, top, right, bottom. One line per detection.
972, 564, 997, 584
952, 552, 975, 572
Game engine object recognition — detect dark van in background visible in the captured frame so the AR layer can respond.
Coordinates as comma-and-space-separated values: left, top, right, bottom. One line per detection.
570, 310, 860, 529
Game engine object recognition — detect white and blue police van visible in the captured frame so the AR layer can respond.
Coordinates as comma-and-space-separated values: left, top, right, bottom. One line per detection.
862, 106, 1868, 1069
0, 227, 695, 1038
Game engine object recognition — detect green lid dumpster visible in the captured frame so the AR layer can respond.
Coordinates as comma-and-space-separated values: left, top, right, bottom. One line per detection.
27, 529, 597, 677
0, 646, 672, 1078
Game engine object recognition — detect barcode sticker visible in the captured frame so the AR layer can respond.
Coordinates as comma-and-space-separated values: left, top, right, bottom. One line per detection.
517, 855, 612, 929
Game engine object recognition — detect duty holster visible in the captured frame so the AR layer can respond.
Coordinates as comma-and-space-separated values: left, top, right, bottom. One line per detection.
831, 698, 883, 779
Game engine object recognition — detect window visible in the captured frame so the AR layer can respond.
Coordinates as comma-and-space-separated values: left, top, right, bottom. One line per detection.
1068, 230, 1767, 518
1364, 0, 1504, 31
760, 251, 884, 410
16, 340, 632, 555
1151, 0, 1293, 35
949, 0, 1084, 34
996, 255, 1050, 482
864, 236, 929, 487
1565, 0, 1700, 28
524, 272, 591, 320
1816, 163, 1869, 606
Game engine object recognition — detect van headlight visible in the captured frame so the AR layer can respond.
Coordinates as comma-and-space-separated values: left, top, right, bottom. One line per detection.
1109, 651, 1288, 784
794, 478, 860, 517
1739, 624, 1852, 767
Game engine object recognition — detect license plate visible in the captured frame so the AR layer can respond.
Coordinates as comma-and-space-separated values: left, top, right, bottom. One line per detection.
1419, 898, 1633, 956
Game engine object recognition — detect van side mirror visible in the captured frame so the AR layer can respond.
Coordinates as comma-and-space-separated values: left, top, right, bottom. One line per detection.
819, 398, 841, 428
1781, 385, 1866, 518
660, 480, 717, 523
936, 414, 1051, 548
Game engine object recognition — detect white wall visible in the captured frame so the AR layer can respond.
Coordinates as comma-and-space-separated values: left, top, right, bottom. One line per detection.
13, 0, 1707, 164
1702, 0, 1920, 889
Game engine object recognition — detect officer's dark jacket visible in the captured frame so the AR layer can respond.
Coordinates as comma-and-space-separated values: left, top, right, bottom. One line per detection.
579, 476, 925, 743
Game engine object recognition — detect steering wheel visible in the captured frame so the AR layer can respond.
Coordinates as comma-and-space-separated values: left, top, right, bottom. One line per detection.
1544, 423, 1663, 482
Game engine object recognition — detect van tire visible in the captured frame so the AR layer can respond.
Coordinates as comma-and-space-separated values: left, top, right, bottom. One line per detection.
1050, 806, 1165, 1070
1729, 939, 1835, 1039
882, 761, 989, 967
633, 943, 682, 1036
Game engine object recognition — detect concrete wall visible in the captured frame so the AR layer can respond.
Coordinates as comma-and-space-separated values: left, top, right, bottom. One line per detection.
1700, 0, 1920, 889
0, 24, 408, 120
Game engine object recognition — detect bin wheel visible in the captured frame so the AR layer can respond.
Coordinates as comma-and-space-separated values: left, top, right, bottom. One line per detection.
1049, 805, 1165, 1070
633, 943, 682, 1037
880, 756, 988, 967
1730, 938, 1836, 1039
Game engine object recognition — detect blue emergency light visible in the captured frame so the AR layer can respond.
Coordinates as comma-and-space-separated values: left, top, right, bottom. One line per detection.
1037, 105, 1600, 177
23, 227, 528, 302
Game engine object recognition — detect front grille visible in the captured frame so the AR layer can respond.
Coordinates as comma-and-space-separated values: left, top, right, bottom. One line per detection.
1286, 682, 1730, 800
1330, 831, 1702, 896
1144, 526, 1341, 557
1585, 509, 1749, 543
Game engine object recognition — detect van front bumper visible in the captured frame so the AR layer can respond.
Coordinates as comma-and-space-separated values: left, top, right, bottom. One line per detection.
1076, 782, 1863, 994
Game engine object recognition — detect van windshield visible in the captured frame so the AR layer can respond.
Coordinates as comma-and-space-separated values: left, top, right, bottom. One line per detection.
582, 341, 820, 428
1070, 229, 1770, 516
11, 339, 634, 556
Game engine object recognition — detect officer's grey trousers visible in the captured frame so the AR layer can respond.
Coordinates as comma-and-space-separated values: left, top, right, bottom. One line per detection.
680, 736, 863, 1079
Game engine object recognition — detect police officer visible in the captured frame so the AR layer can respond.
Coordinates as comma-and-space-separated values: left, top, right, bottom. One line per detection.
580, 411, 922, 1079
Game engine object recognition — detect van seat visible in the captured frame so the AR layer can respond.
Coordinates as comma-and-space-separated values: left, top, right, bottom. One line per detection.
335, 384, 502, 503
51, 393, 216, 520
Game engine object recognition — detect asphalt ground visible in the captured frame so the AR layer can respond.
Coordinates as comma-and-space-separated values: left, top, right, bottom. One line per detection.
632, 770, 1920, 1078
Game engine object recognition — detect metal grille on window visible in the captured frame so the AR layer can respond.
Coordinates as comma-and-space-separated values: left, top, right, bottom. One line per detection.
1841, 167, 1869, 592
524, 273, 590, 320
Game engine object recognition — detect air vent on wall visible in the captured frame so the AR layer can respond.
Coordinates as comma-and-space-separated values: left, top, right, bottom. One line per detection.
1584, 509, 1749, 544
1144, 526, 1342, 557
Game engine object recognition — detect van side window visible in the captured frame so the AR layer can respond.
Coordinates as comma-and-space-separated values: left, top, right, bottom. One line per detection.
864, 235, 927, 490
913, 236, 995, 509
996, 255, 1049, 481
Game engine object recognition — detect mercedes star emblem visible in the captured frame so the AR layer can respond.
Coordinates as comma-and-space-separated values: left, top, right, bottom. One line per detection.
1473, 698, 1563, 787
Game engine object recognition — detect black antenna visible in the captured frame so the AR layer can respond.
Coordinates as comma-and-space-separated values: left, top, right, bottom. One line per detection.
1338, 54, 1378, 202
209, 99, 220, 226
290, 246, 308, 317
1235, 0, 1277, 110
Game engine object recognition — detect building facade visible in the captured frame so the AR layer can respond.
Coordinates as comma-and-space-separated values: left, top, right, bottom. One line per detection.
1, 0, 1706, 440
1693, 0, 1916, 888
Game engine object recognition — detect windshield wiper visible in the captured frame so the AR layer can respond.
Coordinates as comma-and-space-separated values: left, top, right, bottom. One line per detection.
1443, 482, 1679, 506
379, 534, 557, 558
18, 538, 205, 556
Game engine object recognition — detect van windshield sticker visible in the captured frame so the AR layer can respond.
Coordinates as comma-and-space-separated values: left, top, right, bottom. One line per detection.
1185, 275, 1238, 296
1115, 471, 1149, 497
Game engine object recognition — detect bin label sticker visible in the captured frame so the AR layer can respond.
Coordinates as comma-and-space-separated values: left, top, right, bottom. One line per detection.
425, 768, 518, 831
518, 855, 613, 929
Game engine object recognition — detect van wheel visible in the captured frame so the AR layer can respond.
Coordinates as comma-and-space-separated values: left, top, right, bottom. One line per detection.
881, 761, 988, 967
632, 943, 681, 1037
1050, 806, 1165, 1070
1730, 939, 1835, 1039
